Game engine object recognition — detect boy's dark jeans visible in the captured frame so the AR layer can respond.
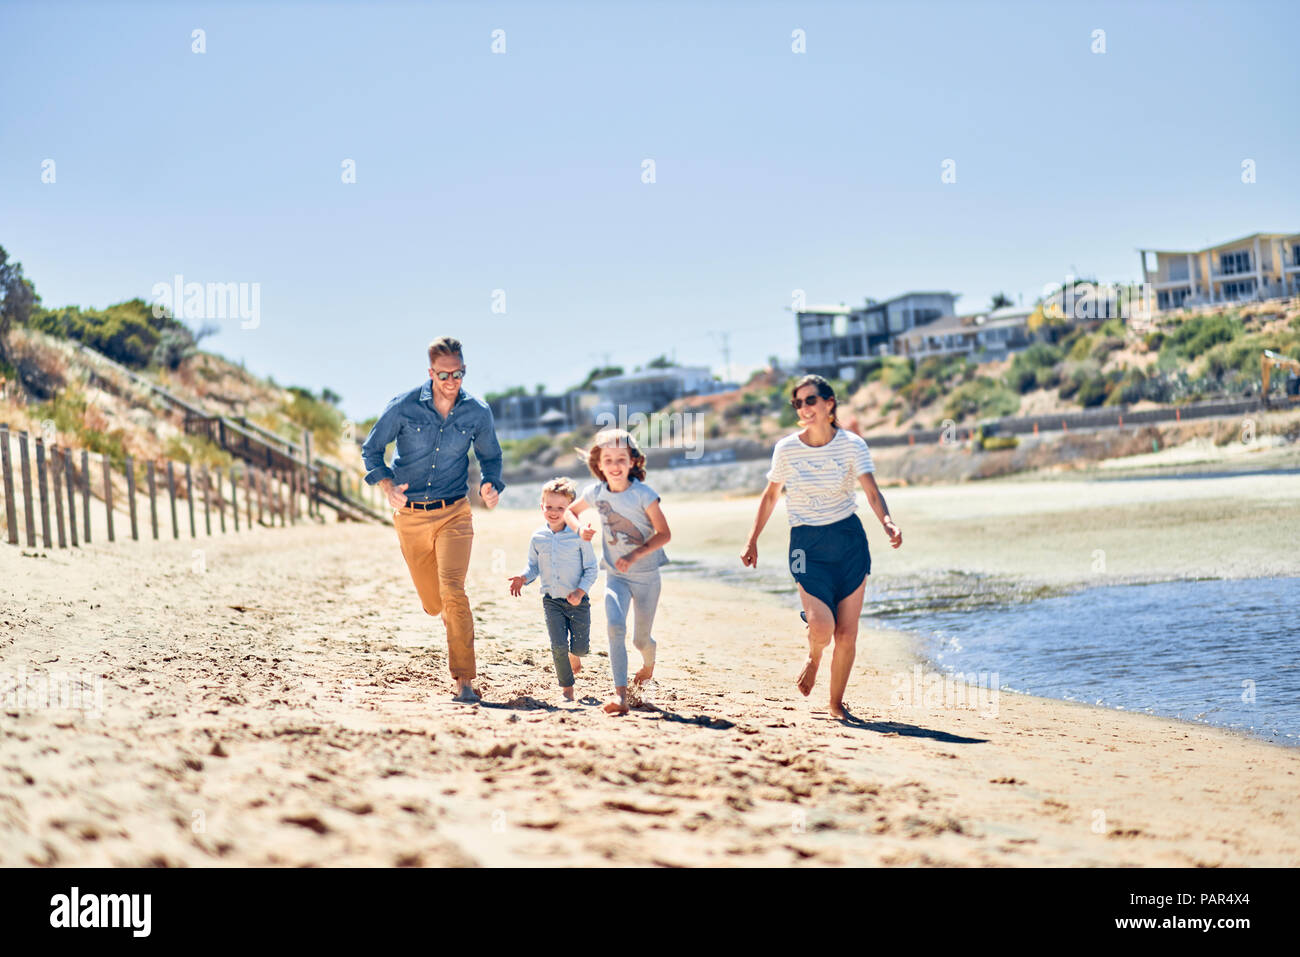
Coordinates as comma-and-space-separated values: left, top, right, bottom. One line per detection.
542, 594, 591, 688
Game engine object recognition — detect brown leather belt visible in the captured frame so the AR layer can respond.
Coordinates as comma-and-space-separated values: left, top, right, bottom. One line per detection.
405, 495, 465, 511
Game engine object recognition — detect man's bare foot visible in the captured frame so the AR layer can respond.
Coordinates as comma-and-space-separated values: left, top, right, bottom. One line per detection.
603, 691, 629, 715
561, 685, 575, 701
796, 657, 819, 696
632, 664, 654, 686
453, 683, 480, 704
569, 653, 582, 675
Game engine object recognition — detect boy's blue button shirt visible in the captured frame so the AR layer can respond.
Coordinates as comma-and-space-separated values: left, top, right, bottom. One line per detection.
519, 525, 598, 599
361, 382, 505, 502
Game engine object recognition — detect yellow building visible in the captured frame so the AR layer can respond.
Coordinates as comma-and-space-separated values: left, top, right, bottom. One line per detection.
1138, 232, 1300, 312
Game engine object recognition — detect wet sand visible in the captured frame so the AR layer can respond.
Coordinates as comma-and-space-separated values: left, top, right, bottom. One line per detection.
2, 471, 1298, 866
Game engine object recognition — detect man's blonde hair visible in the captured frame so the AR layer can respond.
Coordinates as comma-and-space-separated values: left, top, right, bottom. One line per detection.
428, 336, 464, 366
541, 476, 578, 503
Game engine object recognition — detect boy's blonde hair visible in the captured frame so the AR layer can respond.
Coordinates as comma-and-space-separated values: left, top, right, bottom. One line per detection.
540, 476, 578, 503
577, 428, 647, 484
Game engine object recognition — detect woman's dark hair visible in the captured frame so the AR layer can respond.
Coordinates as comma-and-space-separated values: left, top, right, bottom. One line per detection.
790, 374, 839, 429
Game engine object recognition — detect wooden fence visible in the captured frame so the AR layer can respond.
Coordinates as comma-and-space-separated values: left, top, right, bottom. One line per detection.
0, 422, 371, 549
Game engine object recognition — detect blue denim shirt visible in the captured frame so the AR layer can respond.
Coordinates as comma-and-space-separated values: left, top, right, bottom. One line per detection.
519, 524, 599, 599
361, 382, 505, 502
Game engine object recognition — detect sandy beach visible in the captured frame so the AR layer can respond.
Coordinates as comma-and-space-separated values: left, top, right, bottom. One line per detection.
2, 470, 1298, 867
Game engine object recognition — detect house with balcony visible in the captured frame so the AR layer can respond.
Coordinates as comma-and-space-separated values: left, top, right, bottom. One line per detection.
892, 306, 1035, 361
797, 291, 959, 377
1138, 232, 1300, 312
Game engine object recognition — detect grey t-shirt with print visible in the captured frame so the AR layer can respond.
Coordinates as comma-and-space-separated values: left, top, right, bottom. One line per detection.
579, 477, 668, 577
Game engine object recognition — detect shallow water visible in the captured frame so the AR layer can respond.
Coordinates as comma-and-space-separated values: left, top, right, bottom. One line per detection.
880, 577, 1300, 747
665, 560, 1300, 747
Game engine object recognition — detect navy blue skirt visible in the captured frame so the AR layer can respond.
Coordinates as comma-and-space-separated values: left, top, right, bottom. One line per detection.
789, 513, 871, 621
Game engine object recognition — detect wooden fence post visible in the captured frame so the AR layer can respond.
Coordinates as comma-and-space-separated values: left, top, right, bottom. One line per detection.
230, 468, 239, 532
216, 467, 226, 533
303, 430, 314, 518
255, 468, 265, 526
279, 470, 287, 527
0, 425, 17, 546
201, 466, 211, 535
166, 462, 179, 539
185, 462, 196, 538
19, 432, 37, 547
245, 468, 254, 528
80, 449, 91, 543
102, 454, 115, 542
63, 451, 79, 547
125, 456, 139, 541
50, 446, 67, 548
146, 461, 159, 540
35, 439, 53, 549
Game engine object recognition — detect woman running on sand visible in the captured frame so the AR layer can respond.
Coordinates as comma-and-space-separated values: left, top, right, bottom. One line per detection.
741, 375, 902, 720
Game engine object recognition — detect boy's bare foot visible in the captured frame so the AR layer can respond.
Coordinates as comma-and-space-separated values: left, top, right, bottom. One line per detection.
796, 657, 819, 696
561, 685, 575, 701
569, 653, 582, 675
453, 683, 480, 704
603, 691, 629, 715
632, 664, 654, 686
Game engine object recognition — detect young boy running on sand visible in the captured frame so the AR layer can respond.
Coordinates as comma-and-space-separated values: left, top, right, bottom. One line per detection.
507, 478, 598, 702
565, 429, 671, 715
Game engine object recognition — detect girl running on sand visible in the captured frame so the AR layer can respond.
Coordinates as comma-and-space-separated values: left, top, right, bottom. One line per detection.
565, 428, 671, 715
741, 375, 902, 720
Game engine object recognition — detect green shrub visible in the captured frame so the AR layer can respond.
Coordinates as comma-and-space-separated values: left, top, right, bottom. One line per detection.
1075, 375, 1110, 407
1089, 335, 1124, 362
1160, 312, 1243, 362
26, 298, 201, 370
944, 376, 1020, 420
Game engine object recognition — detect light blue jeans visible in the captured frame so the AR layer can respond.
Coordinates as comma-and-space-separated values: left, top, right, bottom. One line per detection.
604, 572, 661, 687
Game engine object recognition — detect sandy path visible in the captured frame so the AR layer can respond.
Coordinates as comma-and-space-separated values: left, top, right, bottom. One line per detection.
2, 473, 1298, 866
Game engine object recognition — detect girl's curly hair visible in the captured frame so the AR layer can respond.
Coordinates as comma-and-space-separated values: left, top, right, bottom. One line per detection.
578, 428, 647, 484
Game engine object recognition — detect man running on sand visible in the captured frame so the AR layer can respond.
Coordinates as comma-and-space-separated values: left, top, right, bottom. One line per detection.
361, 336, 505, 704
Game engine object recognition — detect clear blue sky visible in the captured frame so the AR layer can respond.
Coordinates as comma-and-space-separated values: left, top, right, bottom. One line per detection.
3, 0, 1297, 420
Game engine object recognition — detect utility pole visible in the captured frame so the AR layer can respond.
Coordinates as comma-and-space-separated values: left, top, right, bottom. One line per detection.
711, 331, 731, 383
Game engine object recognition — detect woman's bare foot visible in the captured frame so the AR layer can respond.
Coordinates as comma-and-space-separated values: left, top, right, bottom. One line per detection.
569, 653, 582, 675
603, 690, 630, 715
632, 664, 654, 686
829, 700, 855, 721
796, 657, 820, 696
453, 683, 480, 704
561, 685, 575, 701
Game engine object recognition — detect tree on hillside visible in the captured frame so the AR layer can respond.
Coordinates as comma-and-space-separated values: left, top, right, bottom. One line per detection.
574, 365, 623, 390
989, 291, 1013, 311
0, 245, 40, 365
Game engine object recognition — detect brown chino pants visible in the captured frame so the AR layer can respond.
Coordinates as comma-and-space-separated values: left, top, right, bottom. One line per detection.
392, 498, 476, 681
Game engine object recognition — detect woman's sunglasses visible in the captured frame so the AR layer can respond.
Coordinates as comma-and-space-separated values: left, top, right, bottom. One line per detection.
434, 370, 466, 381
790, 394, 825, 409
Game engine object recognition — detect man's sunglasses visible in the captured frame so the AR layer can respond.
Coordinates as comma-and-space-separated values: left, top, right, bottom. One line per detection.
790, 394, 825, 409
434, 370, 466, 381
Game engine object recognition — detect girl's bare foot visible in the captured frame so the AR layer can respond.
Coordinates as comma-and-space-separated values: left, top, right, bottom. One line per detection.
603, 690, 629, 715
453, 683, 481, 704
796, 657, 819, 696
829, 700, 854, 720
561, 685, 575, 701
632, 664, 654, 686
569, 653, 582, 675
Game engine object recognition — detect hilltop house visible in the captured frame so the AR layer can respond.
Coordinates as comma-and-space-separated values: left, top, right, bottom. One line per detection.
1139, 231, 1300, 312
797, 291, 959, 377
892, 306, 1035, 361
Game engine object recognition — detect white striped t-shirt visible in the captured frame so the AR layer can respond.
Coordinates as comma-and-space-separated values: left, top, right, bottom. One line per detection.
766, 428, 875, 526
